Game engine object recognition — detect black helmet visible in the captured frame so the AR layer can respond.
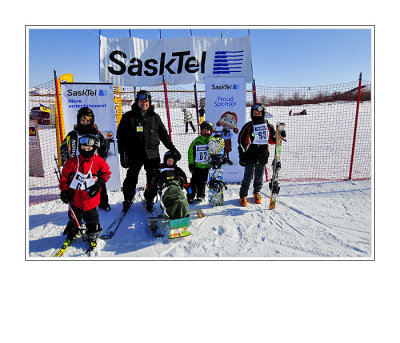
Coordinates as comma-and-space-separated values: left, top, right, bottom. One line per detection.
163, 150, 178, 164
200, 121, 214, 132
251, 103, 266, 124
135, 90, 152, 105
78, 134, 100, 159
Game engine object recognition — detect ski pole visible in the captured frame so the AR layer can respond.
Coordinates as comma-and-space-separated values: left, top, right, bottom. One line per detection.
54, 155, 61, 180
67, 203, 86, 238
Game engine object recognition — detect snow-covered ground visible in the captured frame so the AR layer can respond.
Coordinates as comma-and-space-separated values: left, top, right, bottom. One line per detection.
28, 179, 372, 259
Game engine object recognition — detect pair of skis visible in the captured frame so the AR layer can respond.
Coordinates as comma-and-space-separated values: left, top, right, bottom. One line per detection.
269, 123, 286, 210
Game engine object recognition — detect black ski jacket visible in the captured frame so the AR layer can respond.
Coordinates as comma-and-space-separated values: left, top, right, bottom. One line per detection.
237, 119, 276, 166
117, 103, 175, 160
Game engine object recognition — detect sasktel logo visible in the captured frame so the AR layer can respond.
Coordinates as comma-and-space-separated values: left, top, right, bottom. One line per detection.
211, 84, 239, 90
212, 50, 244, 75
107, 50, 207, 76
106, 49, 246, 77
66, 89, 108, 96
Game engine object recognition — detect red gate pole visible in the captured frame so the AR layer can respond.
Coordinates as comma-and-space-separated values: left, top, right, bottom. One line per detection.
163, 80, 172, 139
349, 72, 363, 180
193, 83, 200, 135
159, 29, 172, 140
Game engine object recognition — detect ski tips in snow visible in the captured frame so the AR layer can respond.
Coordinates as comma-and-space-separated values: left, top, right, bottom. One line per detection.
100, 203, 132, 240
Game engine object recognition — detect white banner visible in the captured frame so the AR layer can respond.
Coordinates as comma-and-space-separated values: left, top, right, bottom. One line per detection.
60, 83, 120, 191
100, 35, 252, 86
205, 77, 247, 182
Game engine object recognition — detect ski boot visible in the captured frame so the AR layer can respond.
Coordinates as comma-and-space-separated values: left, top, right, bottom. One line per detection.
85, 224, 102, 254
240, 197, 247, 207
253, 193, 262, 204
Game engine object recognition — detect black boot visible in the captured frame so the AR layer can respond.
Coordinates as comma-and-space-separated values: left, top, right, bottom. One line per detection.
86, 224, 102, 247
122, 200, 133, 213
63, 221, 79, 240
146, 201, 154, 212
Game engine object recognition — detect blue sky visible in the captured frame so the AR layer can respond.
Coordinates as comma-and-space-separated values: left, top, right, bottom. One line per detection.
28, 27, 372, 88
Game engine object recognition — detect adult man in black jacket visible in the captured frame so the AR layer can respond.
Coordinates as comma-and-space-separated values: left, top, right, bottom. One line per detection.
117, 90, 181, 212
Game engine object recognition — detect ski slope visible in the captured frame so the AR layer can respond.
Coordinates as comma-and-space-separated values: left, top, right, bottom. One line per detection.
28, 179, 372, 259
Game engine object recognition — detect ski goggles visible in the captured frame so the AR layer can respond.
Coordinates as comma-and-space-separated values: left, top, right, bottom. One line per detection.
79, 136, 97, 147
252, 104, 266, 112
137, 93, 151, 101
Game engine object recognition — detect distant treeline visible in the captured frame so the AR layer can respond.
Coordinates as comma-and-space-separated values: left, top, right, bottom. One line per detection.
253, 86, 371, 107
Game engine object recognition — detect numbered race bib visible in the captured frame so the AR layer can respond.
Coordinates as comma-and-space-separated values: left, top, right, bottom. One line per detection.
253, 124, 269, 145
195, 145, 209, 164
69, 158, 96, 190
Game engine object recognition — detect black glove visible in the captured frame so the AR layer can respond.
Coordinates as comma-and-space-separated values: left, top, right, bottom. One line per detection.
120, 151, 130, 169
171, 148, 181, 161
86, 178, 105, 198
60, 191, 71, 204
189, 164, 195, 173
239, 160, 246, 167
280, 130, 287, 138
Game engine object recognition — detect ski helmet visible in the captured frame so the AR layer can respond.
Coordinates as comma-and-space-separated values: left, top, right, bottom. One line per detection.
200, 121, 214, 132
251, 103, 266, 124
163, 150, 178, 164
135, 90, 152, 105
78, 134, 100, 159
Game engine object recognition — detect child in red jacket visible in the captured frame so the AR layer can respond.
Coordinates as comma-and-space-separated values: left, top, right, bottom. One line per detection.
59, 134, 111, 248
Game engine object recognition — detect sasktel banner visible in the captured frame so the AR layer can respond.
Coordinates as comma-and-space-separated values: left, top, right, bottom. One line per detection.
99, 35, 252, 86
60, 83, 120, 191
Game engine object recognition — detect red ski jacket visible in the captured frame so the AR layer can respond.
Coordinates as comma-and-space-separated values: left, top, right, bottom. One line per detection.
59, 154, 111, 211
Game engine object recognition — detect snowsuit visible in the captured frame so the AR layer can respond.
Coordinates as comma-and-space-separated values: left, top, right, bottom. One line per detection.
183, 109, 196, 133
60, 125, 110, 208
117, 103, 178, 204
187, 135, 211, 201
148, 163, 189, 220
59, 153, 111, 234
237, 119, 276, 197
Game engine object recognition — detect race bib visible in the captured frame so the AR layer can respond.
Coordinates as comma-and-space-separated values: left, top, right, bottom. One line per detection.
69, 158, 95, 190
253, 124, 269, 145
69, 171, 95, 190
195, 145, 209, 164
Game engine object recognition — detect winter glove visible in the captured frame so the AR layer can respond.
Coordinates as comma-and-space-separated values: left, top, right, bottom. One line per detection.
60, 191, 71, 204
171, 148, 181, 161
280, 130, 287, 138
189, 164, 195, 173
86, 178, 105, 198
120, 151, 130, 169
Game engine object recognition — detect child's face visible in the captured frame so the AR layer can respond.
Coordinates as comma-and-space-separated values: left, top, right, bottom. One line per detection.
201, 128, 212, 137
80, 145, 93, 152
80, 116, 92, 125
166, 158, 174, 166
